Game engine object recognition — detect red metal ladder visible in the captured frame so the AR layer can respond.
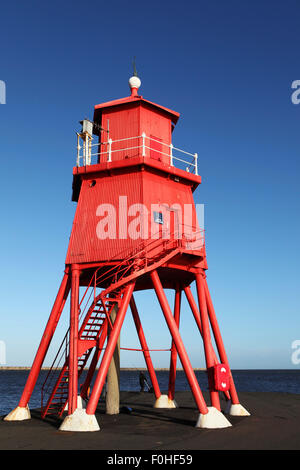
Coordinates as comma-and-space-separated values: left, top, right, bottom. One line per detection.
41, 294, 117, 418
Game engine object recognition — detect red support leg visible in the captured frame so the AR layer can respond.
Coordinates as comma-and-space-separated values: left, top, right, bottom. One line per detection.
168, 285, 181, 401
195, 272, 221, 411
203, 277, 240, 405
130, 296, 161, 400
18, 267, 71, 409
86, 283, 135, 416
68, 264, 80, 415
184, 285, 203, 335
150, 270, 208, 416
184, 284, 231, 401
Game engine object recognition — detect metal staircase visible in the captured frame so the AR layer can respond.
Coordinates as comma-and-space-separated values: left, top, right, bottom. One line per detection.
41, 294, 111, 417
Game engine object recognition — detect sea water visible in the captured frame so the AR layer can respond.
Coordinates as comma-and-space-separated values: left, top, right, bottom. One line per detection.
0, 369, 299, 417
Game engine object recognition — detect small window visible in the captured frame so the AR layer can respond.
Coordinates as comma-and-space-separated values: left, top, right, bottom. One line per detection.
153, 211, 164, 224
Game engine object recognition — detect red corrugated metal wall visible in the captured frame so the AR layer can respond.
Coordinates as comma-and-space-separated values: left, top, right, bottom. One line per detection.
66, 169, 143, 264
140, 104, 171, 165
101, 104, 140, 162
142, 171, 200, 251
98, 102, 172, 165
65, 166, 200, 265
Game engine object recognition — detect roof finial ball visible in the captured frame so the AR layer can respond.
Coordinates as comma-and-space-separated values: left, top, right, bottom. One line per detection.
129, 56, 141, 97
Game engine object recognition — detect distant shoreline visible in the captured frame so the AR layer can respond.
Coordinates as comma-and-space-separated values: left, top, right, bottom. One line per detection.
0, 367, 205, 371
0, 367, 298, 371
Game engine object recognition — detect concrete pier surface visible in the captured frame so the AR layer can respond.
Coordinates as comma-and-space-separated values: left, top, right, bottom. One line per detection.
1, 391, 300, 450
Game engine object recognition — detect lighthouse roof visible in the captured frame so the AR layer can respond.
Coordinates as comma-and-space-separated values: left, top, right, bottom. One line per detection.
93, 94, 180, 125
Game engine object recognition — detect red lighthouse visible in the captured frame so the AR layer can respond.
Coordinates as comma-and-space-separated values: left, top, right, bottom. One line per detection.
5, 72, 250, 431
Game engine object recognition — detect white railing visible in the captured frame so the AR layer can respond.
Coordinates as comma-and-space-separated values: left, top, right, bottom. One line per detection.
76, 133, 198, 175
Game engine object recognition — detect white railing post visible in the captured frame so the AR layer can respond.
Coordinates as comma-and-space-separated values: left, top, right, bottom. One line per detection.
170, 143, 173, 166
194, 153, 198, 175
87, 135, 92, 165
85, 134, 91, 166
108, 138, 112, 162
142, 132, 146, 157
83, 138, 86, 166
76, 133, 81, 167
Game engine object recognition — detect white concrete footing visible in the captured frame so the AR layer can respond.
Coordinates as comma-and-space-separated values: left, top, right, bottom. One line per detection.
4, 405, 31, 421
225, 401, 250, 416
154, 394, 177, 409
59, 409, 100, 432
196, 406, 232, 429
63, 395, 85, 412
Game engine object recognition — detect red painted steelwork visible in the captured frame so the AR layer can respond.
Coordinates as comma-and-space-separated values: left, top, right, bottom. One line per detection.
68, 265, 80, 415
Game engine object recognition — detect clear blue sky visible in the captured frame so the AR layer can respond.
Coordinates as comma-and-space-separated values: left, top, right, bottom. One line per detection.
0, 0, 299, 370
